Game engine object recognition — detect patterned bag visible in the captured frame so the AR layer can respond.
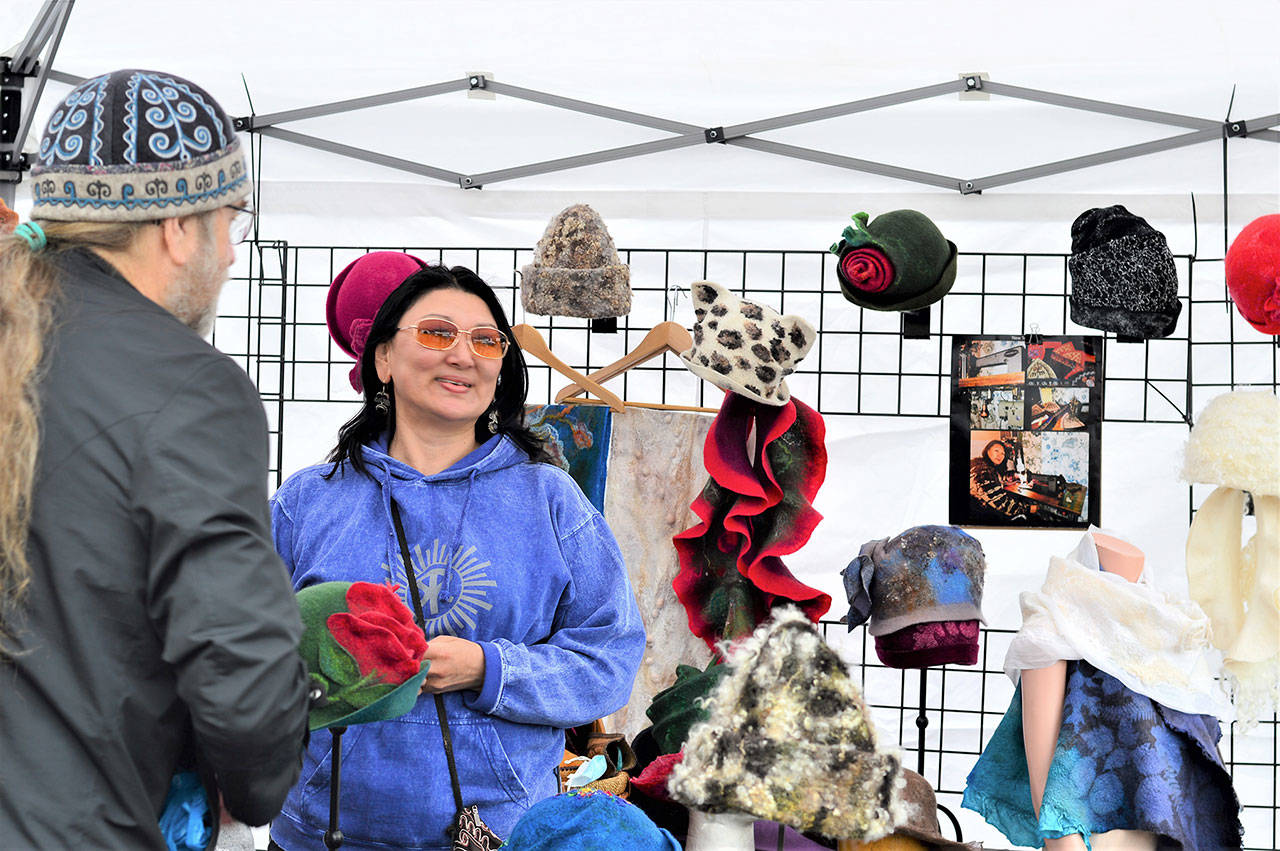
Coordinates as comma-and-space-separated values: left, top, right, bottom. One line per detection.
391, 503, 504, 851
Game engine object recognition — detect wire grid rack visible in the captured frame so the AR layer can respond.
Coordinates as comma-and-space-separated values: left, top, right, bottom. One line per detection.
213, 240, 1278, 849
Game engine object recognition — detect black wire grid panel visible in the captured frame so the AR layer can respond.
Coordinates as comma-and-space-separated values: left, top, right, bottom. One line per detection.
213, 242, 1278, 850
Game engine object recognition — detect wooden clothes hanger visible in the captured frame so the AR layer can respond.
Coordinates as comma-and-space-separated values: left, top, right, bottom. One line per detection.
554, 321, 693, 403
511, 324, 625, 412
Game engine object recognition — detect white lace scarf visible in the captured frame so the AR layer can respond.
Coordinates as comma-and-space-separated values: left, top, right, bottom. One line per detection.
1004, 529, 1232, 720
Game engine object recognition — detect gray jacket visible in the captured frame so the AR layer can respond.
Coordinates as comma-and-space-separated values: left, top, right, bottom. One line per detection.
0, 250, 309, 849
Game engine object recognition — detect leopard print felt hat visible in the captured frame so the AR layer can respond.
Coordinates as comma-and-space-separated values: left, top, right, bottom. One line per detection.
679, 280, 816, 406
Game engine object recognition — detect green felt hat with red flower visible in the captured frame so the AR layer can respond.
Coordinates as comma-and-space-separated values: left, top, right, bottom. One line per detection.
297, 581, 430, 731
830, 210, 958, 312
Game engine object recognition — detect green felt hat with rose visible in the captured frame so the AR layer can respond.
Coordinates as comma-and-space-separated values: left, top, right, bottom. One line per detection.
830, 210, 958, 312
297, 581, 431, 731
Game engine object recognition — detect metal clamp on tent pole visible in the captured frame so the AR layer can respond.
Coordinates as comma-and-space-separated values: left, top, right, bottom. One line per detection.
0, 58, 31, 174
1224, 119, 1248, 138
959, 179, 981, 195
704, 126, 725, 143
468, 74, 487, 91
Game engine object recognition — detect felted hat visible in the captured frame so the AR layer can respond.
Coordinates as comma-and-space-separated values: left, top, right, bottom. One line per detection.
31, 69, 249, 222
679, 280, 816, 406
668, 607, 903, 841
297, 581, 430, 731
644, 660, 728, 755
521, 204, 631, 318
1067, 205, 1181, 339
503, 788, 681, 851
873, 621, 981, 670
326, 251, 429, 391
1224, 214, 1280, 335
830, 211, 958, 312
842, 526, 985, 668
842, 771, 978, 851
1181, 390, 1280, 497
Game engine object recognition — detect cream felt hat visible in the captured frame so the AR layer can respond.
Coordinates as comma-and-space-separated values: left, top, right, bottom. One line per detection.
679, 281, 817, 406
1181, 390, 1280, 497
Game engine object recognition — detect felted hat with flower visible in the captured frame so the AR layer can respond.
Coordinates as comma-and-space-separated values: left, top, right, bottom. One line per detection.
298, 581, 430, 731
1225, 214, 1280, 336
326, 252, 428, 392
842, 526, 986, 669
1067, 205, 1181, 339
830, 210, 958, 312
679, 280, 816, 406
521, 204, 631, 319
668, 607, 903, 841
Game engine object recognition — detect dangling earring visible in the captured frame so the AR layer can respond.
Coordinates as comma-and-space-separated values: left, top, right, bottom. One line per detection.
374, 387, 390, 415
488, 408, 499, 434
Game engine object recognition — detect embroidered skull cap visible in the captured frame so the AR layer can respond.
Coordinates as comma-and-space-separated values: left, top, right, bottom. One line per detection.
31, 69, 250, 222
679, 280, 816, 406
326, 251, 430, 392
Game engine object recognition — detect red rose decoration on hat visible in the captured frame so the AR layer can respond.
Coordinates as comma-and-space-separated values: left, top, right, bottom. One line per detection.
1225, 214, 1280, 335
838, 247, 894, 294
327, 582, 428, 685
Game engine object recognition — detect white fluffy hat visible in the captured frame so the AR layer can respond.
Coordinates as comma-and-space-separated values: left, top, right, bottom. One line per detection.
1182, 391, 1280, 497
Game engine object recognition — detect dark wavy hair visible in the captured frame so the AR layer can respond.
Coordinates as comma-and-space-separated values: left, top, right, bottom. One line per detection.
326, 264, 548, 478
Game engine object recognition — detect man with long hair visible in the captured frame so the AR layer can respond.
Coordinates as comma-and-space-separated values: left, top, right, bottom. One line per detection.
0, 69, 309, 849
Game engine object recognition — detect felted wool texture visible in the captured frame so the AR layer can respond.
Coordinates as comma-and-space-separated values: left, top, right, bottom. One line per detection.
521, 204, 631, 318
679, 280, 816, 406
672, 394, 830, 649
831, 210, 958, 312
31, 69, 250, 222
668, 607, 903, 841
1067, 206, 1181, 339
1003, 529, 1231, 720
1181, 390, 1280, 497
843, 525, 986, 637
1224, 214, 1280, 335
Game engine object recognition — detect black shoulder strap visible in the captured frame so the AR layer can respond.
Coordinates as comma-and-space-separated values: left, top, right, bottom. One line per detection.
390, 500, 466, 816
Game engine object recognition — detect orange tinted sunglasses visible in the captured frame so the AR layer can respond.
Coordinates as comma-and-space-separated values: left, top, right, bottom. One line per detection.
397, 316, 510, 359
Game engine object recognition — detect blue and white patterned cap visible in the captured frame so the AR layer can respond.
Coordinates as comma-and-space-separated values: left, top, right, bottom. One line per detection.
30, 69, 250, 222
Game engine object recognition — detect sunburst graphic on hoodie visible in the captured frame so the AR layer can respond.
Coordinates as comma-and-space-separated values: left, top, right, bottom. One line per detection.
385, 539, 498, 636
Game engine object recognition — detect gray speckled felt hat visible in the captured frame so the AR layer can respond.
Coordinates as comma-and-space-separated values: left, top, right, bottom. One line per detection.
31, 69, 249, 222
521, 204, 631, 319
1067, 205, 1181, 339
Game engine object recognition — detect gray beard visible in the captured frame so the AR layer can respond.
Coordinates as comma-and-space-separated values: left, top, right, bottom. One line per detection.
166, 229, 226, 338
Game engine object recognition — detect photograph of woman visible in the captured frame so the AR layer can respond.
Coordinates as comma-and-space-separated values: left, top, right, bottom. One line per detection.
267, 255, 646, 851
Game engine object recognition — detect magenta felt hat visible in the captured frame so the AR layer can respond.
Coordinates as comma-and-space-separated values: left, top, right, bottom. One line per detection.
326, 252, 428, 391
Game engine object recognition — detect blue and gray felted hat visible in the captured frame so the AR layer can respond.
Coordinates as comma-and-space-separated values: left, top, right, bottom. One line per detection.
31, 69, 249, 222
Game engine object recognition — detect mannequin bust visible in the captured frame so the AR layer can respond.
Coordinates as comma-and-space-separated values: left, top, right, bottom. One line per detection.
1021, 532, 1156, 851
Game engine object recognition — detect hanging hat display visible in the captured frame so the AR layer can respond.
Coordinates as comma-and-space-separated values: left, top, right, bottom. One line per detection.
325, 251, 429, 392
30, 69, 250, 222
297, 581, 430, 731
668, 607, 903, 841
678, 280, 816, 406
1181, 390, 1280, 727
830, 210, 958, 312
1067, 205, 1181, 339
1224, 213, 1280, 336
842, 526, 986, 669
521, 204, 631, 319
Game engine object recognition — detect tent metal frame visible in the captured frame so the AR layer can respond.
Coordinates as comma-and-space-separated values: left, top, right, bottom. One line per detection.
3, 0, 1280, 205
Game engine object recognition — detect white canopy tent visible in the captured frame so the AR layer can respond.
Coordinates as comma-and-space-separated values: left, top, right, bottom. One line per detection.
4, 2, 1278, 847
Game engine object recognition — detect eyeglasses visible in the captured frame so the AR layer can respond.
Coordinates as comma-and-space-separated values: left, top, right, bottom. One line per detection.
228, 203, 255, 245
397, 316, 510, 359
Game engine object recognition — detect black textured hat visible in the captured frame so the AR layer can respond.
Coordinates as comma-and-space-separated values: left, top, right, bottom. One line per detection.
1067, 205, 1181, 339
31, 69, 249, 222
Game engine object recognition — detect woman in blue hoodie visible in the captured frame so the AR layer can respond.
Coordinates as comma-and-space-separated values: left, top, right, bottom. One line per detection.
268, 263, 646, 851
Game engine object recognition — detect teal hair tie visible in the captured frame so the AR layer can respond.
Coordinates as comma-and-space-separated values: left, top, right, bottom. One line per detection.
14, 222, 47, 252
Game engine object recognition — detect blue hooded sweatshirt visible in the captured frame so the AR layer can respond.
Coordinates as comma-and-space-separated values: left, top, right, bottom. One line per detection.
268, 435, 645, 851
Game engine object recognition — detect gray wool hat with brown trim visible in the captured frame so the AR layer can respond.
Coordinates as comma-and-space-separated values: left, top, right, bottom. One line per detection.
31, 69, 250, 222
521, 204, 631, 318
